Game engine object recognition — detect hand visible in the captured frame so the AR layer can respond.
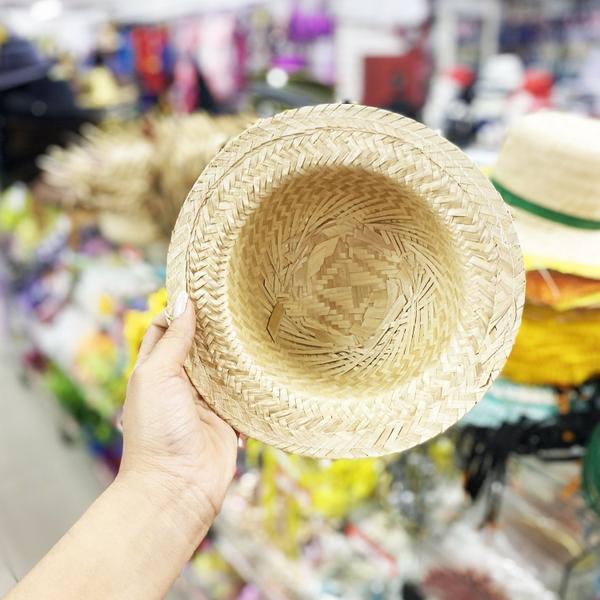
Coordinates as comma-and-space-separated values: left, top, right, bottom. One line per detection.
118, 292, 237, 534
6, 294, 238, 600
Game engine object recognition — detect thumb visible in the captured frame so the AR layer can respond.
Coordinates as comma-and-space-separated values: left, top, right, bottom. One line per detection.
149, 291, 195, 373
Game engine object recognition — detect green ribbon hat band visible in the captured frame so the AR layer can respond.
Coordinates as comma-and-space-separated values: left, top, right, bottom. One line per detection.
491, 179, 600, 231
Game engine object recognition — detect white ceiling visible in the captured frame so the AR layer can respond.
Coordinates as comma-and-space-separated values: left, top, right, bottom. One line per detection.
1, 0, 263, 20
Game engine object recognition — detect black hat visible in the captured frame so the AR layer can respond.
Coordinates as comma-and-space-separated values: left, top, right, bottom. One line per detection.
0, 33, 52, 92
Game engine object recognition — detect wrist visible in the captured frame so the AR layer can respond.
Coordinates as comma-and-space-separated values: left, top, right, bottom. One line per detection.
113, 468, 214, 547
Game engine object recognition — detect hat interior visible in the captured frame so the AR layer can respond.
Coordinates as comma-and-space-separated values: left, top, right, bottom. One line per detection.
227, 165, 464, 399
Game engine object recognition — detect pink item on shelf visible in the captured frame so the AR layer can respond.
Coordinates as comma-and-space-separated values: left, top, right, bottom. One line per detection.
196, 15, 240, 102
172, 59, 198, 114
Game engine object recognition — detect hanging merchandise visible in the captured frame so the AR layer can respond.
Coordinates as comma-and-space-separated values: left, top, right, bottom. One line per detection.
422, 65, 475, 135
462, 378, 558, 428
471, 54, 524, 117
286, 4, 336, 85
458, 376, 600, 519
169, 20, 200, 114
166, 103, 524, 459
362, 24, 432, 117
131, 25, 173, 102
195, 14, 243, 105
109, 28, 137, 81
510, 69, 554, 113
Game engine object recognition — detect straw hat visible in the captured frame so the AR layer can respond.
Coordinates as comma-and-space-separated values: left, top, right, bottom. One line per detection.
38, 114, 250, 241
167, 103, 524, 458
150, 113, 251, 236
492, 111, 600, 279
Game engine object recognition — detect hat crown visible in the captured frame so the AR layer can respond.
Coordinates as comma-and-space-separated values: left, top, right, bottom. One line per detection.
493, 111, 600, 222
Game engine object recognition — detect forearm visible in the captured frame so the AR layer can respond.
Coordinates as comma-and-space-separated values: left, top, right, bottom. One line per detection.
6, 472, 212, 600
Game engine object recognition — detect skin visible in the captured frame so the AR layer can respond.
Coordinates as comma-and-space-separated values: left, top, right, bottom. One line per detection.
6, 294, 238, 600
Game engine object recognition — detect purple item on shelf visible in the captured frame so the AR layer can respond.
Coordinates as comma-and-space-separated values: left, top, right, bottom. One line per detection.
272, 54, 307, 73
288, 7, 334, 42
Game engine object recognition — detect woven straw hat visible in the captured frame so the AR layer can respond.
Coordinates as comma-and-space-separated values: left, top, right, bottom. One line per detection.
492, 111, 600, 279
151, 113, 251, 236
38, 114, 250, 241
167, 103, 524, 458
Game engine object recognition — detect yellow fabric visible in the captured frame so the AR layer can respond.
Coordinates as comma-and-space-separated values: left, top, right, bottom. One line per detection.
246, 438, 380, 521
550, 290, 600, 312
80, 67, 123, 108
298, 458, 380, 519
524, 254, 600, 282
122, 288, 167, 378
503, 304, 600, 386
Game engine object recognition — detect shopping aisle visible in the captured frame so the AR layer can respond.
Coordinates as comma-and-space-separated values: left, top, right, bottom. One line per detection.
0, 343, 107, 596
0, 342, 203, 600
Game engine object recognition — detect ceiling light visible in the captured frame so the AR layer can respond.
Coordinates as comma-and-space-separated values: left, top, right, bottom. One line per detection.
30, 0, 63, 22
266, 67, 288, 89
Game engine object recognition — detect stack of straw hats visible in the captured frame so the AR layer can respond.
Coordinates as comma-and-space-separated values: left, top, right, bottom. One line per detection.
39, 122, 156, 214
38, 113, 251, 244
492, 111, 600, 386
150, 113, 251, 236
167, 103, 524, 458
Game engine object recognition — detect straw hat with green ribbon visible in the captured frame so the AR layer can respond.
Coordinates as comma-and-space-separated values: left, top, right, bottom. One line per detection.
492, 111, 600, 279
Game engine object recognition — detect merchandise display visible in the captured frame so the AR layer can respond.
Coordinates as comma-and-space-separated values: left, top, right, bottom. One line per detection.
2, 1, 600, 599
492, 112, 600, 279
492, 112, 600, 388
38, 112, 252, 243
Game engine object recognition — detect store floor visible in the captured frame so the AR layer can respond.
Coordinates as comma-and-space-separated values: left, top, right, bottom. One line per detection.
0, 344, 107, 596
0, 345, 195, 599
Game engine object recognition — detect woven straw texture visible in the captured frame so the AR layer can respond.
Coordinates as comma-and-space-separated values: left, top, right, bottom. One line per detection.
167, 103, 524, 458
493, 111, 600, 279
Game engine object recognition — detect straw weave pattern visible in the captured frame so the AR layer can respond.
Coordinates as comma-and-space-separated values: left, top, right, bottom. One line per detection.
167, 104, 524, 458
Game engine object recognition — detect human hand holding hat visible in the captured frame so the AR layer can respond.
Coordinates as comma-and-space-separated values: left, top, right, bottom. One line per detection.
118, 290, 238, 529
7, 292, 238, 600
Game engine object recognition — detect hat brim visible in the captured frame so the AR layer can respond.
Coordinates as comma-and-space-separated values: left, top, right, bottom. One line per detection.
511, 207, 600, 279
167, 104, 524, 458
0, 61, 51, 92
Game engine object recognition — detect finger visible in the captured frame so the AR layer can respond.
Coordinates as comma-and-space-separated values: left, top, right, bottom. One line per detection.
148, 292, 195, 373
136, 311, 169, 365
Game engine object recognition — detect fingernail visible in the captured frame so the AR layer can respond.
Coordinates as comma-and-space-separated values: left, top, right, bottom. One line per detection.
173, 291, 188, 319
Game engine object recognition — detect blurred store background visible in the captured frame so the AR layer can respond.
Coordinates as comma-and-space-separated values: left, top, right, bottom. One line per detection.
2, 0, 600, 598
